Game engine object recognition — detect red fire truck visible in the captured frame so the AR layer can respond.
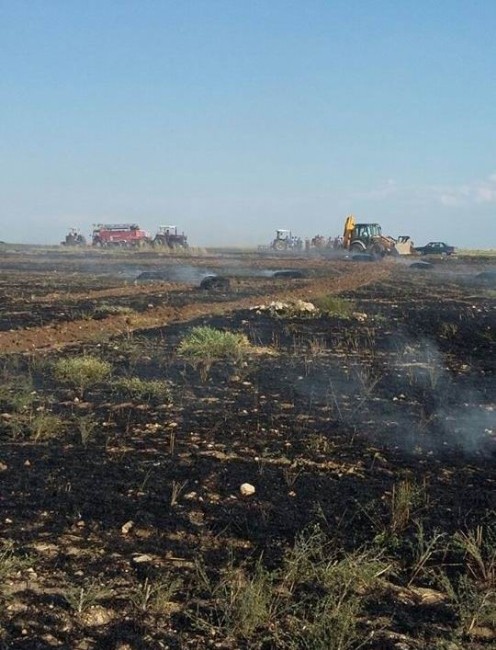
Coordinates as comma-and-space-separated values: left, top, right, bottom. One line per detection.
92, 223, 151, 248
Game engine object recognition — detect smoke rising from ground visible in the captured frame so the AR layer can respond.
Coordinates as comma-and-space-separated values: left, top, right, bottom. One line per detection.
292, 333, 495, 458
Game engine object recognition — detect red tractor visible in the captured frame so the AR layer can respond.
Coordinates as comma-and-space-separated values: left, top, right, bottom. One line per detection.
92, 223, 151, 248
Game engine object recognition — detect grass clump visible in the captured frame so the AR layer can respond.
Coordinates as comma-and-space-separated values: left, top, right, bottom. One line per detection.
131, 574, 183, 613
53, 356, 112, 397
192, 526, 388, 648
28, 412, 66, 441
281, 529, 387, 649
0, 378, 37, 413
0, 541, 32, 584
2, 408, 66, 442
75, 414, 99, 446
178, 327, 251, 380
313, 295, 355, 318
179, 326, 250, 360
115, 377, 171, 404
438, 571, 496, 637
455, 526, 496, 587
62, 578, 113, 614
193, 557, 276, 640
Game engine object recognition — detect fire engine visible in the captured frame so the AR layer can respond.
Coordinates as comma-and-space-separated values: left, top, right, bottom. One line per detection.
92, 223, 151, 248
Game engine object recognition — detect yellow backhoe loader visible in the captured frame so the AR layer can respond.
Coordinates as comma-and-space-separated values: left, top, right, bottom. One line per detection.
342, 215, 413, 256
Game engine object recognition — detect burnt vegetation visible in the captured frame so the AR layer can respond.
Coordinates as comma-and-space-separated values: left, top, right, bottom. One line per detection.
0, 248, 495, 649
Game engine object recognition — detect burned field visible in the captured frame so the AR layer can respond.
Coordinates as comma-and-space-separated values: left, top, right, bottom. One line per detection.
0, 249, 495, 649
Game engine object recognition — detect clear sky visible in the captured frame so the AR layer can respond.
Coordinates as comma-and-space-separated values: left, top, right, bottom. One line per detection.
1, 0, 495, 247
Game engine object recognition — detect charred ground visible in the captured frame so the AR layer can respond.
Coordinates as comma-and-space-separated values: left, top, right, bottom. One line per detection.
0, 247, 495, 649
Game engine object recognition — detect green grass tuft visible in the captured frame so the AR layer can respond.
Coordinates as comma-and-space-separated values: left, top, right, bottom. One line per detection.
115, 377, 171, 403
53, 356, 112, 396
313, 295, 355, 318
178, 326, 250, 361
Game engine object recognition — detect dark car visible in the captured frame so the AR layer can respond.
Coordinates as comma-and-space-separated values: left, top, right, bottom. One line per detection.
414, 241, 455, 256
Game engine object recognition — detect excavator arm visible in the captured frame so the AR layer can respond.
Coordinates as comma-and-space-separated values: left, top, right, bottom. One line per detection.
343, 214, 355, 249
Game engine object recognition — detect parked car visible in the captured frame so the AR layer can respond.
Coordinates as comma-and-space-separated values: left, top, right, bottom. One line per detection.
414, 241, 455, 256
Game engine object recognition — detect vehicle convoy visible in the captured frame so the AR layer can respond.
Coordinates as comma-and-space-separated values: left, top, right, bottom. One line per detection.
271, 229, 303, 251
414, 241, 455, 256
342, 215, 414, 256
61, 229, 86, 246
92, 223, 151, 248
153, 225, 188, 249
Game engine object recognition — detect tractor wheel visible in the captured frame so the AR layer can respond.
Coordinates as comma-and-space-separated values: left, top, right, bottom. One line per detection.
370, 243, 386, 257
273, 240, 286, 251
350, 242, 365, 254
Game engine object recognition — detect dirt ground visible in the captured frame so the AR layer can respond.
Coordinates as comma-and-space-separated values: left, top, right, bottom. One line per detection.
0, 246, 495, 649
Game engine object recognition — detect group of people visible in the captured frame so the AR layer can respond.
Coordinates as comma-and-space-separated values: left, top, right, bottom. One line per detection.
309, 234, 344, 249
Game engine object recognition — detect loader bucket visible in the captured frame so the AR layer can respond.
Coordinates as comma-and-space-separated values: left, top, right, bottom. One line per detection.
394, 236, 414, 255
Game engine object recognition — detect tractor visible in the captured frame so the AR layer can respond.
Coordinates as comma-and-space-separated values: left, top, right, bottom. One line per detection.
61, 229, 87, 246
153, 225, 189, 249
271, 229, 303, 251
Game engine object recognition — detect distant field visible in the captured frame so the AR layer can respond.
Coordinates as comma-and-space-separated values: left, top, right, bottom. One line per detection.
1, 243, 496, 258
457, 248, 496, 257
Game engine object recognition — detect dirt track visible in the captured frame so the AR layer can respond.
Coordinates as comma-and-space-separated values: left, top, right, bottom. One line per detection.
0, 249, 389, 353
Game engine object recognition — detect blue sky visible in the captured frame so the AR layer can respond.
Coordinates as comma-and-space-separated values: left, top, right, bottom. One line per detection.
1, 1, 495, 247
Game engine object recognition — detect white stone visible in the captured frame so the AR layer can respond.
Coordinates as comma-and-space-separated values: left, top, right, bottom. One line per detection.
121, 520, 134, 535
240, 483, 256, 496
